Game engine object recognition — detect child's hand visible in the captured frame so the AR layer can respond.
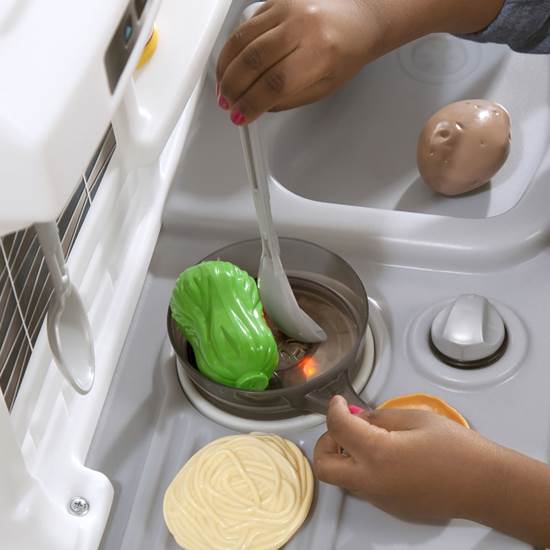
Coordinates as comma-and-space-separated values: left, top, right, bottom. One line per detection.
216, 0, 505, 125
216, 0, 384, 124
314, 396, 491, 521
314, 396, 550, 546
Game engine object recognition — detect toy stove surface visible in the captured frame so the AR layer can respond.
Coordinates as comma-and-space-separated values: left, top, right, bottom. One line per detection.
87, 22, 550, 550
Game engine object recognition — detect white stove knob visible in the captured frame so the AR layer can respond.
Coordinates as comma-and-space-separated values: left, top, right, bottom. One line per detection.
430, 294, 507, 367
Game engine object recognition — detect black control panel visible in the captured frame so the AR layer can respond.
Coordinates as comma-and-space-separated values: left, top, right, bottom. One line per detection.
134, 0, 148, 19
104, 0, 151, 93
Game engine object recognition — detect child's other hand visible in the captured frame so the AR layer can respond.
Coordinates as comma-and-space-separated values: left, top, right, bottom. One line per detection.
216, 0, 505, 125
313, 395, 496, 521
216, 0, 384, 124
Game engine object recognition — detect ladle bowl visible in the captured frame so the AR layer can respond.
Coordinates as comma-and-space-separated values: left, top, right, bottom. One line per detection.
46, 284, 95, 394
35, 222, 95, 395
168, 238, 371, 419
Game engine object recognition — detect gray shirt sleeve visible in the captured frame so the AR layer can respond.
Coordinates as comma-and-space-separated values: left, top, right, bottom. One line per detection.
455, 0, 550, 54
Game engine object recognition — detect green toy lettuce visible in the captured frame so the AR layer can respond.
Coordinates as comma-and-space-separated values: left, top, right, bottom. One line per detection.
170, 261, 278, 390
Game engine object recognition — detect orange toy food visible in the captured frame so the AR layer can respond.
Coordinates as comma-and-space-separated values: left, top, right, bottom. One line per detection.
377, 393, 469, 428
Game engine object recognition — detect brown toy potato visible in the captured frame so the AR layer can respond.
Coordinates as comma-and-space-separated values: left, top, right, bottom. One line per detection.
417, 100, 511, 196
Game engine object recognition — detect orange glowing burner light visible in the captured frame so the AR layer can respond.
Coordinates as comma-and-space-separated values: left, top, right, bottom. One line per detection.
299, 356, 319, 379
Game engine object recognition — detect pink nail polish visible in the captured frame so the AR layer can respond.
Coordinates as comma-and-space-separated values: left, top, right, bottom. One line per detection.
230, 109, 247, 126
218, 95, 230, 110
348, 405, 365, 415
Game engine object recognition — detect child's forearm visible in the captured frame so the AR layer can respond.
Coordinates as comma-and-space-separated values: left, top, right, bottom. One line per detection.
366, 0, 505, 58
464, 443, 550, 547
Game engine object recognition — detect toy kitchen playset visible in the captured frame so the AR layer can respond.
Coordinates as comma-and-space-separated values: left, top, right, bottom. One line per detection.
1, 0, 549, 549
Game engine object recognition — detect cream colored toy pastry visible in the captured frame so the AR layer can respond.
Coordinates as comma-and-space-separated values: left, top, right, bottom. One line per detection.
417, 99, 511, 196
163, 433, 314, 550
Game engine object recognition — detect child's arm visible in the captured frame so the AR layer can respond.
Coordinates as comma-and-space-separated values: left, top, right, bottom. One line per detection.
314, 396, 550, 547
216, 0, 504, 123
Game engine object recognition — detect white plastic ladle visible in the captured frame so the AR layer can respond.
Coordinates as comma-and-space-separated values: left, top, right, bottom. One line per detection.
35, 222, 95, 394
239, 124, 327, 343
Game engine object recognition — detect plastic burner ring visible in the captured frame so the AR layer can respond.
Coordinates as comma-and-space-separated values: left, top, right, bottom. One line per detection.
170, 277, 369, 420
175, 325, 376, 433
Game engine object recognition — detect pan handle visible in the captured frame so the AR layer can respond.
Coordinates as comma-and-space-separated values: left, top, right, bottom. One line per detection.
302, 372, 371, 416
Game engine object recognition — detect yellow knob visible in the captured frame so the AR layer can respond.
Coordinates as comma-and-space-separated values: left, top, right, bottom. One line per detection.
137, 25, 158, 70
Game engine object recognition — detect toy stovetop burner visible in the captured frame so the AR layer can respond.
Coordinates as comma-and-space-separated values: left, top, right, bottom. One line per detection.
168, 238, 372, 420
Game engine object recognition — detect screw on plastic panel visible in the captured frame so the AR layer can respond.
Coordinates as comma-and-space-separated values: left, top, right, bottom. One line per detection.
68, 497, 89, 516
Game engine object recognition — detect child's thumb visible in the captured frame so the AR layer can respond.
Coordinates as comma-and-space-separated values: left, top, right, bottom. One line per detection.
326, 396, 379, 454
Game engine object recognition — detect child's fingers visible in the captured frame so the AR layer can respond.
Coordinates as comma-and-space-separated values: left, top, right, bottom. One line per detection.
314, 431, 340, 456
268, 78, 337, 112
219, 24, 299, 106
314, 454, 357, 489
313, 433, 357, 489
326, 396, 382, 455
216, 5, 278, 83
228, 47, 327, 124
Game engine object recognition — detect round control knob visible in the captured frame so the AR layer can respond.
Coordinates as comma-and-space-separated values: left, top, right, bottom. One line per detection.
430, 294, 507, 368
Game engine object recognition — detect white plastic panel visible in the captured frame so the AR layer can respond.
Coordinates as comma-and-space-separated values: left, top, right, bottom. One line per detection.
0, 0, 231, 236
8, 79, 205, 550
113, 0, 232, 167
0, 0, 161, 235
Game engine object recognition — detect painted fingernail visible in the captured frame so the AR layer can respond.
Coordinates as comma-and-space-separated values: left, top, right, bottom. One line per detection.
348, 405, 365, 415
230, 109, 247, 126
218, 95, 230, 110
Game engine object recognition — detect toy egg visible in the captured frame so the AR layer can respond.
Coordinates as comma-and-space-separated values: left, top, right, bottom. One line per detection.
170, 261, 278, 390
377, 393, 469, 428
417, 100, 511, 196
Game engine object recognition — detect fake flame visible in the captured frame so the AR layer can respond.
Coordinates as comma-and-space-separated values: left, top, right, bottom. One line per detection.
300, 356, 318, 378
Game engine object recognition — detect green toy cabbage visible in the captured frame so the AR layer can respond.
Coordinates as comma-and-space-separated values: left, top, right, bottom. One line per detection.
170, 261, 278, 390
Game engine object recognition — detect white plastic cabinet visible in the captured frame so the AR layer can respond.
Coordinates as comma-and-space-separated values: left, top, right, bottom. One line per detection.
0, 0, 231, 235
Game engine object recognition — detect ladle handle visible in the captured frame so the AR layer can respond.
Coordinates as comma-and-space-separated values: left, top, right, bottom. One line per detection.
239, 123, 281, 259
35, 222, 70, 298
238, 2, 280, 261
303, 371, 371, 416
